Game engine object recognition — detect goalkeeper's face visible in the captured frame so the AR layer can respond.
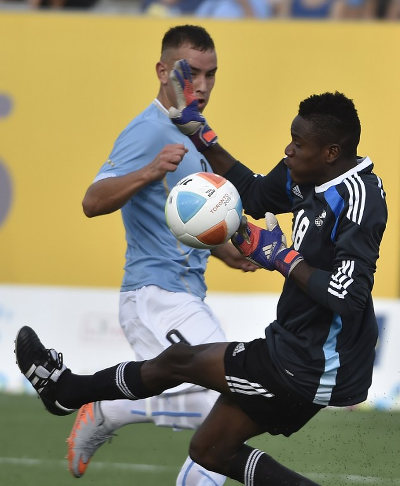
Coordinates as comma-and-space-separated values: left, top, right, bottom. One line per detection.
163, 44, 217, 112
284, 116, 338, 186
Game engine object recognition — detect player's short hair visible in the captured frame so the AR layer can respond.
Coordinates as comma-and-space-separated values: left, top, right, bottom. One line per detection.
298, 92, 361, 157
161, 25, 215, 54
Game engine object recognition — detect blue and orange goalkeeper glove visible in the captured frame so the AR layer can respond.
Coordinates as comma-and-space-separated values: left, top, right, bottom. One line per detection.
168, 59, 218, 152
231, 213, 304, 277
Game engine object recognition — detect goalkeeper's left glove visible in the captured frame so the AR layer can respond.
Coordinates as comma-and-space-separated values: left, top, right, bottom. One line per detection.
231, 213, 304, 277
168, 59, 218, 152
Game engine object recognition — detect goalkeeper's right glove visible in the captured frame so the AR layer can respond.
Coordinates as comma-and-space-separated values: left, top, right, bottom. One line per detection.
231, 213, 304, 277
168, 59, 218, 152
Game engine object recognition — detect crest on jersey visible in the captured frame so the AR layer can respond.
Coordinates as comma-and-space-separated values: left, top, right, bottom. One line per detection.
315, 210, 326, 227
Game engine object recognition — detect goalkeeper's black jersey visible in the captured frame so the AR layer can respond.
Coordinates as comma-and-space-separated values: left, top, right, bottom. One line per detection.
225, 157, 387, 406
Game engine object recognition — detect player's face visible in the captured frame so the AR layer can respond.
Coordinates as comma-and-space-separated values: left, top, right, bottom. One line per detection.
284, 115, 331, 186
165, 45, 217, 112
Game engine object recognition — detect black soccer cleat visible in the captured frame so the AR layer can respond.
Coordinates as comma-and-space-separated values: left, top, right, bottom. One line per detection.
14, 326, 76, 416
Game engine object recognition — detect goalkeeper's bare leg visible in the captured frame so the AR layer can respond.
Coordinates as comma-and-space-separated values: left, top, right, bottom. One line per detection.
15, 326, 320, 485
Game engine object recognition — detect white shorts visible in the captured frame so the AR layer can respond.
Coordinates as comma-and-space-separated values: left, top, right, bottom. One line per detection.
119, 285, 226, 394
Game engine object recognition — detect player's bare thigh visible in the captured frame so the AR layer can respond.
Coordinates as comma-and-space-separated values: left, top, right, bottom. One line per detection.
142, 342, 231, 395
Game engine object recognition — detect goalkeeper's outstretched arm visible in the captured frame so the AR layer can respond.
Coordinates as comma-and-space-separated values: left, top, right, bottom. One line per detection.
202, 143, 237, 177
169, 59, 237, 176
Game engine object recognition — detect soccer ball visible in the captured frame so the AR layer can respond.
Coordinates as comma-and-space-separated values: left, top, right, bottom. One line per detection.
165, 172, 243, 249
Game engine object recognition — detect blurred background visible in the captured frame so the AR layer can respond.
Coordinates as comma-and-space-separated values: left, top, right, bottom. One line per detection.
0, 0, 399, 18
1, 0, 400, 418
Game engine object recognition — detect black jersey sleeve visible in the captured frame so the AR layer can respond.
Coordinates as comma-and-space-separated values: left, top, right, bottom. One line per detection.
306, 176, 387, 317
223, 159, 292, 219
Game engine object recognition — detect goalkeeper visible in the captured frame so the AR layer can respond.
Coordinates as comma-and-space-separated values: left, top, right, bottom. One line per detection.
15, 70, 387, 485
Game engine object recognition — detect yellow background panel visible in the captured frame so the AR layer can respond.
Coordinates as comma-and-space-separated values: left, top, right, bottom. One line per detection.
0, 14, 399, 296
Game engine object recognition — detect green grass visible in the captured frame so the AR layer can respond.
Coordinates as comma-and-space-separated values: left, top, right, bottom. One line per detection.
1, 393, 399, 485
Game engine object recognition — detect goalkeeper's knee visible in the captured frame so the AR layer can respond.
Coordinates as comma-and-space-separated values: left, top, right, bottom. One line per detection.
150, 389, 219, 430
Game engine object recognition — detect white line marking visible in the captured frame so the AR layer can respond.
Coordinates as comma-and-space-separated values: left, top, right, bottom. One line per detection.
0, 457, 173, 472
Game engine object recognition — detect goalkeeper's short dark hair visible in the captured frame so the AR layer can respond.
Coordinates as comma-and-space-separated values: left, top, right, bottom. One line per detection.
161, 25, 215, 54
299, 92, 361, 157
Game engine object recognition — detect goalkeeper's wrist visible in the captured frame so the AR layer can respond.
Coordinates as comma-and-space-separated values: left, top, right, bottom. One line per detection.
274, 248, 304, 278
189, 125, 218, 152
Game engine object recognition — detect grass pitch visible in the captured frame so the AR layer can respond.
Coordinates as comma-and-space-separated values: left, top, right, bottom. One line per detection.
1, 392, 399, 486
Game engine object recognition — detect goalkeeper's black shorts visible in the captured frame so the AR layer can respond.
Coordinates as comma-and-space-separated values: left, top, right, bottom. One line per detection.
224, 339, 324, 437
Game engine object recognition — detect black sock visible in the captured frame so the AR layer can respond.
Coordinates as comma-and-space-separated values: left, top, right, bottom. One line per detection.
56, 361, 153, 409
228, 445, 320, 486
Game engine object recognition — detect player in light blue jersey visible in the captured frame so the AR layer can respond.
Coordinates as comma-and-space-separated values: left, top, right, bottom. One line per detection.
67, 25, 256, 486
96, 99, 214, 297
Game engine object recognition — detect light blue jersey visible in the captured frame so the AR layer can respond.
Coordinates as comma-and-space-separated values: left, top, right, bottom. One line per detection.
94, 100, 212, 299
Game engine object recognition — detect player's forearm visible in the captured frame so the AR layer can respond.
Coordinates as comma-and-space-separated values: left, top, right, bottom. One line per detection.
293, 263, 369, 317
82, 169, 154, 217
288, 260, 315, 292
210, 241, 236, 262
211, 242, 258, 272
202, 144, 237, 176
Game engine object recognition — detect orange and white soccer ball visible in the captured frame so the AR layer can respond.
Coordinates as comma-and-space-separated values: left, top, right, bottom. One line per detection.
165, 172, 243, 249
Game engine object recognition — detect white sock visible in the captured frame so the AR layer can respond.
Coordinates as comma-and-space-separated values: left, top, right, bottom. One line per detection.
176, 456, 226, 486
100, 399, 151, 429
101, 390, 221, 431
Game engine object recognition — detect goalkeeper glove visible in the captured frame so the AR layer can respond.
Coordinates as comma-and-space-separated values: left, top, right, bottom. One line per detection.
231, 213, 304, 277
168, 59, 218, 152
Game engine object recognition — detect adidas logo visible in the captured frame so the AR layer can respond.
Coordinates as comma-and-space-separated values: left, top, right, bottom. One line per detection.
292, 185, 303, 199
262, 242, 277, 260
232, 343, 245, 356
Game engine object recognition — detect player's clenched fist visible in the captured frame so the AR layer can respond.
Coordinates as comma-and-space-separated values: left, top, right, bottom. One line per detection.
148, 144, 188, 180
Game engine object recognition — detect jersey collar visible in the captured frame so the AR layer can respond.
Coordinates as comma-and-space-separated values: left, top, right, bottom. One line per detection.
153, 98, 169, 116
314, 156, 372, 194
